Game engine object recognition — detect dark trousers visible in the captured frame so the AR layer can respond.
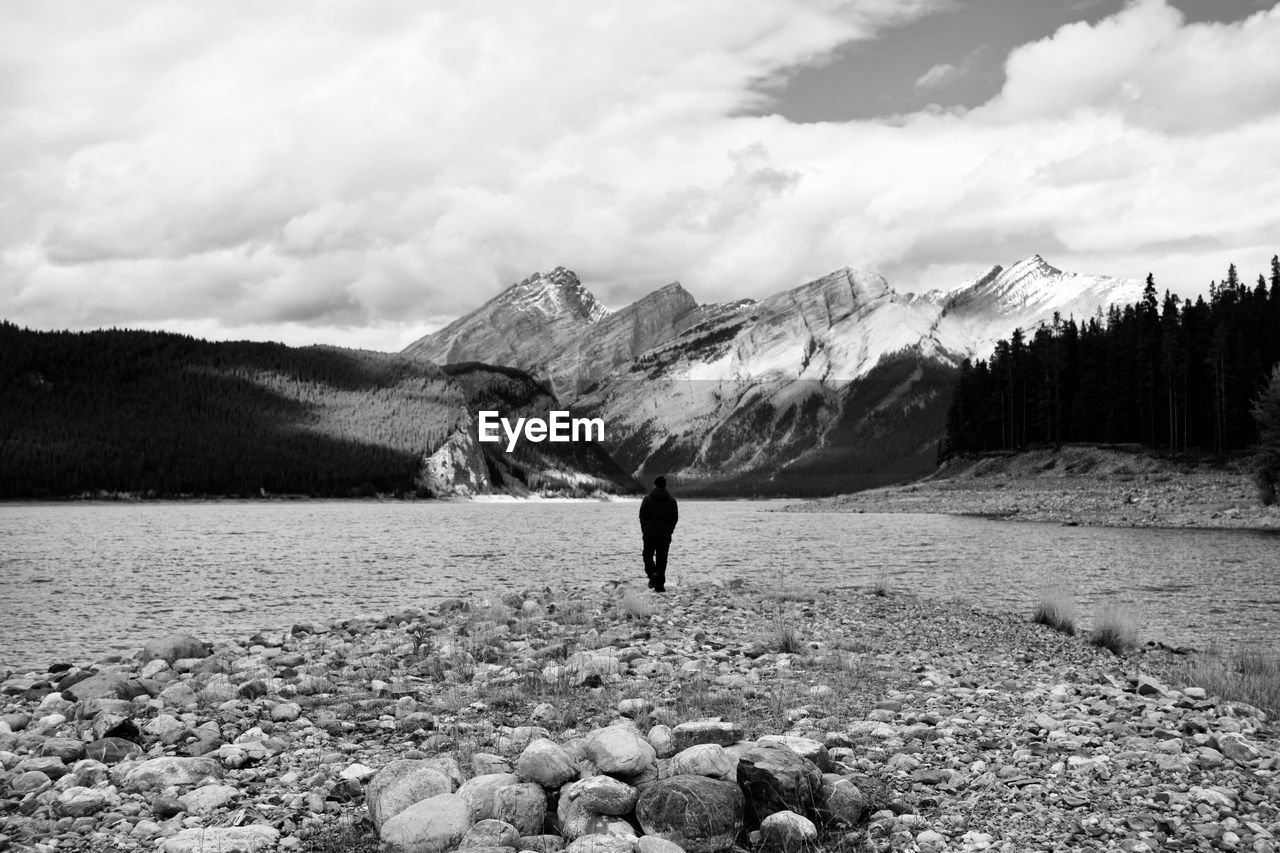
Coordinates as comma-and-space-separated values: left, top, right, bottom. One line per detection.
642, 533, 671, 589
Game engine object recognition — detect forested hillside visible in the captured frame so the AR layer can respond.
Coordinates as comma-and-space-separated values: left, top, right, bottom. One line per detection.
0, 323, 467, 498
941, 257, 1280, 457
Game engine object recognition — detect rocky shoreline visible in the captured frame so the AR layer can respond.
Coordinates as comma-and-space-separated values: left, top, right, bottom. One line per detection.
791, 447, 1279, 530
1, 581, 1277, 853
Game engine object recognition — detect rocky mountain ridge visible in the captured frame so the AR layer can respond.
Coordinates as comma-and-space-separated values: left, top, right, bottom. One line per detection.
403, 258, 1141, 494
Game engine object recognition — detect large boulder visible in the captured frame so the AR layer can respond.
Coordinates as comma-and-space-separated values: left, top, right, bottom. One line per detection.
381, 792, 473, 853
62, 672, 149, 702
367, 760, 455, 830
516, 738, 578, 788
457, 772, 520, 822
492, 782, 547, 836
818, 776, 866, 827
460, 818, 522, 850
758, 810, 818, 853
635, 774, 743, 853
670, 744, 734, 780
735, 744, 823, 827
565, 835, 635, 853
557, 790, 625, 841
567, 775, 639, 816
141, 635, 212, 665
586, 725, 656, 776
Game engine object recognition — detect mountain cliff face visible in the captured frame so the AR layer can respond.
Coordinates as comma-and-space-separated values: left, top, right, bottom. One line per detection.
404, 257, 1140, 494
404, 268, 699, 397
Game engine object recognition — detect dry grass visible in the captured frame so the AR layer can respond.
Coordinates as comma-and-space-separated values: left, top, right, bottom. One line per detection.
1031, 589, 1077, 636
775, 620, 804, 655
617, 588, 655, 620
298, 817, 379, 852
1088, 602, 1138, 655
1180, 645, 1280, 717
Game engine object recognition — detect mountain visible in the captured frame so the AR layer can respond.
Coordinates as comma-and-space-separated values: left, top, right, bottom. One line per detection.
0, 323, 636, 499
403, 257, 1141, 494
404, 267, 701, 397
927, 254, 1144, 358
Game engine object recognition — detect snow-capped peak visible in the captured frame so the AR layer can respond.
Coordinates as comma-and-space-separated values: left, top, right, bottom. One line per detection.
507, 267, 611, 323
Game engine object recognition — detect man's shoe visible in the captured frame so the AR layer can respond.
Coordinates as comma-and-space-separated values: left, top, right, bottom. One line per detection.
654, 585, 665, 593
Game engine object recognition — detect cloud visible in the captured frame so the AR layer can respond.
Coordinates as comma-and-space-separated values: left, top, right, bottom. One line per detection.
914, 47, 986, 91
2, 0, 1280, 348
915, 62, 964, 91
984, 0, 1280, 132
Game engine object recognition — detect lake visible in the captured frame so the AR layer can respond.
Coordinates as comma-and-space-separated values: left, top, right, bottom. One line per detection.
1, 499, 1277, 673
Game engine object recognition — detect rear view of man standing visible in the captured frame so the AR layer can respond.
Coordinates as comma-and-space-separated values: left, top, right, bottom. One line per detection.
639, 476, 678, 592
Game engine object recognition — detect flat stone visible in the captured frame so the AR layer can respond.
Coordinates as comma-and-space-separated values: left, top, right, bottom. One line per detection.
86, 737, 142, 764
39, 737, 85, 763
160, 825, 279, 852
120, 756, 223, 792
755, 736, 830, 773
54, 786, 115, 817
179, 784, 239, 814
671, 721, 744, 752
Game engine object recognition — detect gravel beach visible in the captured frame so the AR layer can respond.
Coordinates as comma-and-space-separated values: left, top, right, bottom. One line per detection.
790, 448, 1279, 530
1, 579, 1276, 853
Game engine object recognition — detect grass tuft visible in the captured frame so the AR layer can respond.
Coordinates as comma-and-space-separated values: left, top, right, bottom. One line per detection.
618, 588, 654, 620
1088, 602, 1138, 655
1181, 645, 1280, 717
298, 817, 379, 852
1031, 589, 1077, 635
774, 615, 804, 655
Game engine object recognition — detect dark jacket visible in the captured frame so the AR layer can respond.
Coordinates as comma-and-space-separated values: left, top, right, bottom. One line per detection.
639, 487, 678, 537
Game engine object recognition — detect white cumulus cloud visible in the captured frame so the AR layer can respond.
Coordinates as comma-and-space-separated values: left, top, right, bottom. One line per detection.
1, 0, 1279, 347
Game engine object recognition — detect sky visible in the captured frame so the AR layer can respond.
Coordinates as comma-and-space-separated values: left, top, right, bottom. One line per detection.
2, 0, 1279, 350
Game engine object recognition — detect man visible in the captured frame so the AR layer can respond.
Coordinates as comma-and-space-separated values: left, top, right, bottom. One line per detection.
638, 475, 678, 592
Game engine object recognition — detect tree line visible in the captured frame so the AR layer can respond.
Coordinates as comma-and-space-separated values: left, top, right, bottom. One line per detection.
0, 323, 466, 498
940, 256, 1280, 459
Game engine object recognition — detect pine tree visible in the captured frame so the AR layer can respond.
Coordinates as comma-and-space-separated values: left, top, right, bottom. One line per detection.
1252, 365, 1280, 506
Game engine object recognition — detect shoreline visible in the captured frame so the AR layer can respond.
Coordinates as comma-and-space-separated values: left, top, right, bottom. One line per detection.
1, 582, 1276, 853
791, 446, 1280, 531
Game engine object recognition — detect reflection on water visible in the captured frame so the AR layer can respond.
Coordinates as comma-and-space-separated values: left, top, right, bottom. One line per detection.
1, 500, 1277, 672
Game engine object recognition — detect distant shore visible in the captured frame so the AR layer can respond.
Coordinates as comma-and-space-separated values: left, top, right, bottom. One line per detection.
792, 446, 1280, 530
